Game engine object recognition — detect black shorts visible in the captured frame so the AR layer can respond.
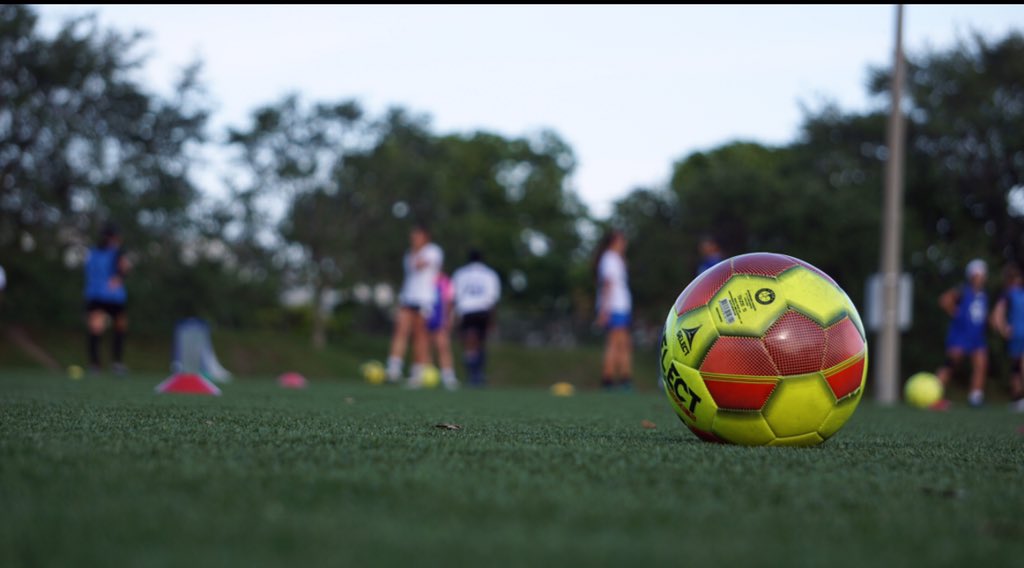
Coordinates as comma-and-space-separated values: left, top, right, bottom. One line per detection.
460, 311, 491, 340
86, 300, 125, 318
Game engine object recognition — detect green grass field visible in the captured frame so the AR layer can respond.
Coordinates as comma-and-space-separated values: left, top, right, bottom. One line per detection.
2, 370, 1023, 567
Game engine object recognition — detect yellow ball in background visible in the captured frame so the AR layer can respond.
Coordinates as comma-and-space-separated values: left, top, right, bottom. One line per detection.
361, 361, 387, 385
904, 372, 943, 409
421, 365, 441, 389
67, 365, 84, 380
550, 382, 575, 397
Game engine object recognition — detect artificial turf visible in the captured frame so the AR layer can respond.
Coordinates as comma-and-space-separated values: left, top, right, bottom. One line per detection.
1, 370, 1022, 567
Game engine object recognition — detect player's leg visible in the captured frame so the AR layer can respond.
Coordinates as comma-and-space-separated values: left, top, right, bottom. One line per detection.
932, 347, 962, 410
617, 326, 634, 391
434, 329, 458, 390
936, 348, 963, 387
387, 307, 414, 382
426, 303, 457, 389
473, 314, 491, 386
460, 321, 480, 385
408, 311, 430, 387
601, 327, 617, 391
968, 348, 987, 407
86, 303, 107, 372
608, 328, 631, 391
1013, 353, 1024, 412
111, 305, 128, 375
461, 313, 490, 386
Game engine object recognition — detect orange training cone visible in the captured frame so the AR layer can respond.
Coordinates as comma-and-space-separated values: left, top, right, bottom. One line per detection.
155, 373, 222, 396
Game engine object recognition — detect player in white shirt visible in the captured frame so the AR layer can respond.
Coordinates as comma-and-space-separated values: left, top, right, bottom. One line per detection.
451, 249, 501, 387
387, 224, 444, 386
594, 230, 633, 391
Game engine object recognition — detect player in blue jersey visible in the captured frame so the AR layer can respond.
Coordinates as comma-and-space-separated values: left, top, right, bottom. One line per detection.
936, 259, 989, 408
989, 263, 1024, 412
84, 223, 131, 375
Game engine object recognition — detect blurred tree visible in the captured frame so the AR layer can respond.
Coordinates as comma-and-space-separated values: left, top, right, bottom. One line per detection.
228, 94, 365, 348
338, 114, 587, 324
0, 4, 274, 333
613, 30, 1024, 384
866, 31, 1024, 379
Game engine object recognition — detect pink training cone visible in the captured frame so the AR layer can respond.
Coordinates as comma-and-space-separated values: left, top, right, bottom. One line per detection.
277, 372, 308, 389
155, 373, 222, 396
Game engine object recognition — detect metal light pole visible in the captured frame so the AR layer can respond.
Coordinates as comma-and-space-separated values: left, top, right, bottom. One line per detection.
876, 4, 907, 405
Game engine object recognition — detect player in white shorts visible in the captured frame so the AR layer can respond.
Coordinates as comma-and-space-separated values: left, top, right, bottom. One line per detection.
387, 224, 443, 387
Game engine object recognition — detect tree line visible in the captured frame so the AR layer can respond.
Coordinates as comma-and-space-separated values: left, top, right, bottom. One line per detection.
3, 5, 1023, 380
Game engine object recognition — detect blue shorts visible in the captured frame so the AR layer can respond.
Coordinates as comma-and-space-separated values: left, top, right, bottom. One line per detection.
945, 329, 986, 353
606, 312, 631, 331
1009, 336, 1024, 359
427, 300, 446, 332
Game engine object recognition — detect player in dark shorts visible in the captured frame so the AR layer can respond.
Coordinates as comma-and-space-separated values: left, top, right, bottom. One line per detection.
460, 312, 492, 343
84, 223, 131, 375
452, 250, 501, 387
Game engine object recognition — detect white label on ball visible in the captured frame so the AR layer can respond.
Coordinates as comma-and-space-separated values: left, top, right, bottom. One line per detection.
719, 298, 736, 324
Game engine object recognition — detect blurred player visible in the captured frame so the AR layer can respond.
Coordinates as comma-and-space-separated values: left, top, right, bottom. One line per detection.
387, 224, 443, 388
84, 223, 131, 375
594, 230, 633, 391
427, 271, 459, 390
936, 259, 989, 408
697, 235, 723, 275
989, 263, 1024, 412
451, 249, 501, 387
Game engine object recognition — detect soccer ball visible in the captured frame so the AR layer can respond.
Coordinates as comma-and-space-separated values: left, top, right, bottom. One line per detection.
904, 372, 942, 408
660, 252, 867, 446
421, 365, 441, 389
550, 382, 575, 397
361, 360, 387, 385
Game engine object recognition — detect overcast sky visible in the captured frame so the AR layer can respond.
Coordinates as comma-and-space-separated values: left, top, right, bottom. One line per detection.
36, 4, 1024, 218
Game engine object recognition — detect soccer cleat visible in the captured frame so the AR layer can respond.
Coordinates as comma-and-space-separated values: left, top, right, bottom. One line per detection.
405, 364, 425, 390
386, 357, 403, 384
968, 390, 985, 408
112, 362, 128, 376
1011, 398, 1024, 413
929, 399, 952, 412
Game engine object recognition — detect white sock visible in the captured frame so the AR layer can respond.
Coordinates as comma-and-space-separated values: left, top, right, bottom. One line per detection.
968, 390, 984, 405
409, 364, 424, 382
441, 368, 459, 390
387, 356, 403, 380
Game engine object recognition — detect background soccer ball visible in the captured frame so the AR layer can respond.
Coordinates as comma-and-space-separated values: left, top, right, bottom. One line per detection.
904, 372, 943, 408
661, 252, 867, 446
361, 360, 387, 385
421, 365, 441, 389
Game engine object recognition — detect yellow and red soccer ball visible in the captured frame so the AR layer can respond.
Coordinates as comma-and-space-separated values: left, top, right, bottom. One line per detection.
661, 252, 867, 446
